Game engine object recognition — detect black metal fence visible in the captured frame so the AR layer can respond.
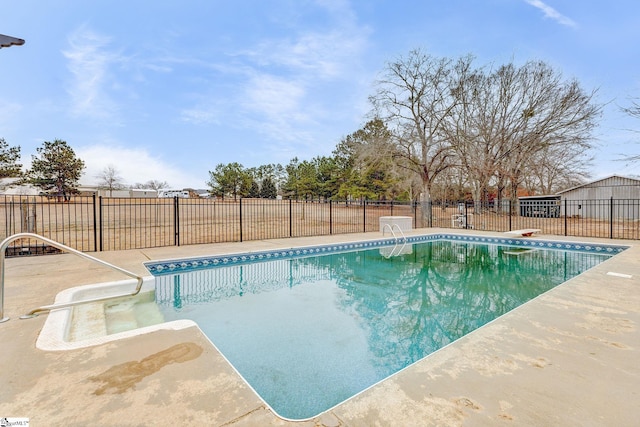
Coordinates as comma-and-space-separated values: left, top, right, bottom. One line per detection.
431, 198, 640, 240
1, 195, 638, 256
0, 196, 421, 254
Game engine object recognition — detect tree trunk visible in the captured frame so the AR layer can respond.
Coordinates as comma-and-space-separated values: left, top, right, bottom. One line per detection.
420, 181, 432, 226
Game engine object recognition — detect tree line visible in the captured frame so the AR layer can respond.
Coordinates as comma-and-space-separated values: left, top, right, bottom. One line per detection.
0, 138, 168, 199
206, 118, 402, 201
210, 50, 607, 214
0, 138, 84, 200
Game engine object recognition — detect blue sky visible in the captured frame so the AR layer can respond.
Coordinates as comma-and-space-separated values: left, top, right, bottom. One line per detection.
1, 0, 639, 189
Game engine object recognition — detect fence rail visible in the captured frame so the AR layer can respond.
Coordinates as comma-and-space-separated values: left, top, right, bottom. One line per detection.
0, 195, 638, 256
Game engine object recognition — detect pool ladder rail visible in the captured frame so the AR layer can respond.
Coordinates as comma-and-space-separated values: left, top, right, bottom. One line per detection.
0, 232, 144, 323
381, 223, 408, 258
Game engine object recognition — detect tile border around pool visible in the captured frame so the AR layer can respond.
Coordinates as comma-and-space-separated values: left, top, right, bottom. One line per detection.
144, 233, 629, 275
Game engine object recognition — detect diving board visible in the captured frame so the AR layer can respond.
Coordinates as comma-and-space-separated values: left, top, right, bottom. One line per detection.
504, 229, 541, 237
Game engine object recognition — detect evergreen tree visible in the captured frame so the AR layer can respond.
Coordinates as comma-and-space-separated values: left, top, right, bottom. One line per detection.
207, 162, 250, 200
0, 138, 22, 178
247, 180, 260, 198
26, 139, 85, 200
260, 176, 278, 199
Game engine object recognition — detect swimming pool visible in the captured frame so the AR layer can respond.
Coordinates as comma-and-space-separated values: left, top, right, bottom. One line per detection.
145, 235, 621, 420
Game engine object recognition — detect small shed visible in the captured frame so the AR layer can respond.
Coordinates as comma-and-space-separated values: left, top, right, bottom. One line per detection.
557, 175, 640, 219
518, 195, 561, 218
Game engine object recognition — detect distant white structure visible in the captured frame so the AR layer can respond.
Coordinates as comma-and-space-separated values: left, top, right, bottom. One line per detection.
0, 178, 39, 195
158, 189, 190, 198
97, 189, 130, 198
130, 189, 158, 198
77, 186, 160, 198
195, 189, 211, 198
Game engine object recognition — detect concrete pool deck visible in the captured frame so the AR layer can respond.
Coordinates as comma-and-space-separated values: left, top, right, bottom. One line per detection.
0, 228, 638, 426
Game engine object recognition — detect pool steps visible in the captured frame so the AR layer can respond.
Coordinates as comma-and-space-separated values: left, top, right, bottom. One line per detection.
67, 292, 164, 342
67, 303, 108, 341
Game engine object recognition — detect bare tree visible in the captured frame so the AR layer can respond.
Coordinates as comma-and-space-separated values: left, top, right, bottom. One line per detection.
370, 50, 468, 221
447, 59, 600, 210
134, 179, 170, 191
495, 61, 599, 205
620, 98, 640, 162
524, 143, 592, 194
445, 59, 498, 210
95, 165, 125, 196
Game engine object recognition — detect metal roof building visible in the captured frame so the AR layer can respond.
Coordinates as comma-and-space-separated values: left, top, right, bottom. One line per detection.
557, 175, 640, 219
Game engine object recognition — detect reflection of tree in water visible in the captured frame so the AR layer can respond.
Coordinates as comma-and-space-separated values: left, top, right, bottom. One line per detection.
156, 240, 610, 377
299, 241, 610, 375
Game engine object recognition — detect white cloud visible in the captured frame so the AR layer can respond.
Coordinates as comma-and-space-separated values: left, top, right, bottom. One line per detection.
63, 26, 122, 120
525, 0, 578, 28
237, 73, 319, 144
231, 6, 368, 144
243, 75, 306, 118
180, 1, 369, 142
249, 28, 366, 79
77, 145, 202, 189
180, 107, 221, 125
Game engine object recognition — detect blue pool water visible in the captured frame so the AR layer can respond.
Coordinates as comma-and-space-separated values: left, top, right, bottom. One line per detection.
149, 239, 615, 419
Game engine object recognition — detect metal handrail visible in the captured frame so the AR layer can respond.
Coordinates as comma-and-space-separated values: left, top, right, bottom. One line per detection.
381, 223, 408, 258
381, 223, 407, 244
0, 233, 144, 323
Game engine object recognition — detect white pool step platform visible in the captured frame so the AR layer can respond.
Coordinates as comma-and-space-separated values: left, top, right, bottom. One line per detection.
67, 302, 108, 341
66, 294, 164, 342
106, 300, 165, 335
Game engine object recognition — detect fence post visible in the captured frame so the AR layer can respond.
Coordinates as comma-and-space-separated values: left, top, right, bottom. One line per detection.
390, 200, 394, 217
239, 198, 243, 242
508, 199, 512, 231
610, 196, 614, 239
429, 200, 433, 228
174, 196, 180, 246
363, 199, 366, 233
564, 199, 568, 236
289, 199, 293, 237
99, 196, 104, 252
92, 195, 98, 252
6, 198, 12, 236
464, 200, 469, 230
329, 200, 333, 235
